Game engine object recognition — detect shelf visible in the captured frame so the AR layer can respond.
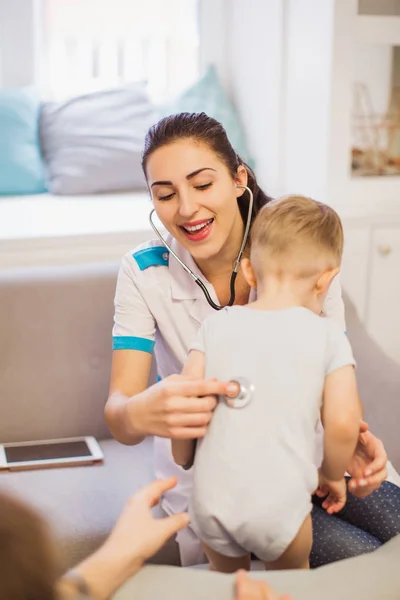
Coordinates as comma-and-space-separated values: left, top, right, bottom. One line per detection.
357, 15, 400, 45
331, 176, 400, 222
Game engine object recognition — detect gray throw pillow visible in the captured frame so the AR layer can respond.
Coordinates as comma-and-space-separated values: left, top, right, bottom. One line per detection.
40, 84, 157, 195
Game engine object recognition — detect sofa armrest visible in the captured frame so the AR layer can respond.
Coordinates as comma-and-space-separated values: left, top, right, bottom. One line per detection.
0, 262, 119, 442
344, 292, 400, 472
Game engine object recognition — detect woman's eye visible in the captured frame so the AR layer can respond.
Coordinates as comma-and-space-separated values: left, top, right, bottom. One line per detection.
195, 182, 212, 191
158, 192, 174, 201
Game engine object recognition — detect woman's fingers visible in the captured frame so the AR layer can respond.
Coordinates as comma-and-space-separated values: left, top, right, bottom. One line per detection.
166, 378, 230, 399
169, 426, 208, 440
364, 452, 387, 478
166, 396, 217, 414
348, 472, 385, 498
168, 412, 212, 428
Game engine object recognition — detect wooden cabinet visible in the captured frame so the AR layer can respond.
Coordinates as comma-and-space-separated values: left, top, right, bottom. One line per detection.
341, 219, 400, 364
367, 227, 400, 363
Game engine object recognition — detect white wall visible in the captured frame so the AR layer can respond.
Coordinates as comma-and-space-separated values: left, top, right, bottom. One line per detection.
198, 0, 230, 93
227, 0, 286, 197
354, 44, 393, 116
0, 0, 45, 89
210, 0, 357, 202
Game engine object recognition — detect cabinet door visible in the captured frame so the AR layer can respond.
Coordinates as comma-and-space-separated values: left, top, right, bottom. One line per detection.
367, 227, 400, 364
341, 224, 370, 322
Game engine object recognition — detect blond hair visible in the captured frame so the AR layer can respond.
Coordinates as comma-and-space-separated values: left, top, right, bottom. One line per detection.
250, 195, 343, 279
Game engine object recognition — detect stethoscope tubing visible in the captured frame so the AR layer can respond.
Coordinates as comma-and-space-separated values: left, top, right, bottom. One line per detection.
149, 185, 254, 310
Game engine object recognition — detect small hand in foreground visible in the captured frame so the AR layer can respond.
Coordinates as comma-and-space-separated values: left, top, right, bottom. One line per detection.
316, 472, 347, 514
72, 478, 189, 600
346, 420, 388, 498
104, 476, 190, 570
235, 570, 291, 600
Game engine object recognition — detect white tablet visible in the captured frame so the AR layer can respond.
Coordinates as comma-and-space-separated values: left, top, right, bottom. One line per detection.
0, 436, 104, 471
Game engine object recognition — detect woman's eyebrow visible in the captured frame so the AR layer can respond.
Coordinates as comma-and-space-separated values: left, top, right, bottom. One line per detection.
150, 167, 216, 188
186, 167, 216, 180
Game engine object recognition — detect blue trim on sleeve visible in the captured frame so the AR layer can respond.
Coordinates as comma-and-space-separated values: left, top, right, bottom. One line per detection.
133, 246, 169, 270
112, 336, 155, 353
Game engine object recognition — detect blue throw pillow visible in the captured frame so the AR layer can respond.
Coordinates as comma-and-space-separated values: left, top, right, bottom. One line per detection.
0, 86, 47, 195
161, 65, 255, 168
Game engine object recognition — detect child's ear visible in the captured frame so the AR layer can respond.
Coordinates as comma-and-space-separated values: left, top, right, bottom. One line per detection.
316, 267, 340, 296
241, 258, 257, 288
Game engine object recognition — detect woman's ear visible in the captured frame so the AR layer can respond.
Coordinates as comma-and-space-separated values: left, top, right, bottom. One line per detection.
241, 258, 257, 288
316, 267, 340, 296
235, 165, 248, 197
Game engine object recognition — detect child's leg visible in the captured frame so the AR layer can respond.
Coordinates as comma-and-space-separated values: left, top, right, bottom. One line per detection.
264, 513, 312, 570
201, 541, 251, 573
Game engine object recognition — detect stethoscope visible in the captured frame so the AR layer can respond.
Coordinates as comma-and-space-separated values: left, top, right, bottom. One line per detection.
149, 185, 255, 411
149, 185, 254, 311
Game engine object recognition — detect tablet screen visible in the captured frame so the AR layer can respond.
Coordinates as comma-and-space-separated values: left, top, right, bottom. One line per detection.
5, 441, 92, 463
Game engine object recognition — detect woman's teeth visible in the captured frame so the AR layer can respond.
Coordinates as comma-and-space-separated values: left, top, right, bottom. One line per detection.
182, 219, 213, 233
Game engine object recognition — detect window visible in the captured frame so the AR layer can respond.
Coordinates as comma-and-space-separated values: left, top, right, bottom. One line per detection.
43, 0, 200, 102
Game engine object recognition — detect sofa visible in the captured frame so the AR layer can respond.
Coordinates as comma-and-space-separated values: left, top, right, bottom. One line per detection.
0, 261, 399, 575
114, 533, 400, 600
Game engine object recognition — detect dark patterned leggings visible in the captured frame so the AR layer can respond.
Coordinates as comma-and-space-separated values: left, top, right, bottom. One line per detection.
310, 480, 400, 568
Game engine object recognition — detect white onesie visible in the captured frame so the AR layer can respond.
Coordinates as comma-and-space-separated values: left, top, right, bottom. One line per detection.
188, 305, 355, 562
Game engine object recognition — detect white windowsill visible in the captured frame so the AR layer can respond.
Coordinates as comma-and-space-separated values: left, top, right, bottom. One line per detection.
2, 186, 400, 270
0, 191, 157, 269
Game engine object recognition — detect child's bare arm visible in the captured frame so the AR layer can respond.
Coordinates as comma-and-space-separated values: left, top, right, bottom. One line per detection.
321, 365, 362, 482
172, 350, 206, 468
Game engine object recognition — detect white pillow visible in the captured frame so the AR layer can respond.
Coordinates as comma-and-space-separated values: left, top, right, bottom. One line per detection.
40, 84, 157, 195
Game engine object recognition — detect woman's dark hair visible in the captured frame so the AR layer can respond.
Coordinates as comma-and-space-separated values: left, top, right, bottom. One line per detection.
142, 112, 273, 225
0, 492, 60, 600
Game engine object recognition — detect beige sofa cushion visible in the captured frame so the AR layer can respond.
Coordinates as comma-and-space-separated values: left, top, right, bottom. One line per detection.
113, 533, 400, 600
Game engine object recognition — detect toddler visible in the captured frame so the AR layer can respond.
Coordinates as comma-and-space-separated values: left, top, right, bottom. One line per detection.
172, 195, 362, 572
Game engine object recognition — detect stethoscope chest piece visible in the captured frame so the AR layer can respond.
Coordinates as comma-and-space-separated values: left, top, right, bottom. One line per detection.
223, 377, 254, 409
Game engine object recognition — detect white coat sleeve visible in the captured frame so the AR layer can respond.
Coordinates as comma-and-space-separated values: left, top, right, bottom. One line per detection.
112, 254, 156, 354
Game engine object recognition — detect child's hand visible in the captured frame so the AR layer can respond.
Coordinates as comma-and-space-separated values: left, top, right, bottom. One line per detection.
235, 570, 291, 600
316, 471, 347, 514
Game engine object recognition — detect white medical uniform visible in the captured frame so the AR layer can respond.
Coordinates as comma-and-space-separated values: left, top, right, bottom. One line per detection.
112, 234, 346, 566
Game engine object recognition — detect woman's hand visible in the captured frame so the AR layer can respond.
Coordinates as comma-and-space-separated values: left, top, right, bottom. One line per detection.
346, 420, 388, 498
127, 375, 232, 439
72, 478, 189, 600
235, 570, 291, 600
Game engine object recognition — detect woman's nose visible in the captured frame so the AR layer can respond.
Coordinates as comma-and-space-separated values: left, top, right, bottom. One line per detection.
178, 192, 198, 219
